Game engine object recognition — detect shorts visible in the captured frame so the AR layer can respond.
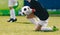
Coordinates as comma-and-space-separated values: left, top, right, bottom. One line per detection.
34, 16, 48, 27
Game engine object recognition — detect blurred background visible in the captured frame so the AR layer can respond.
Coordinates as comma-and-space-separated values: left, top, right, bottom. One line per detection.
0, 0, 60, 16
0, 0, 24, 16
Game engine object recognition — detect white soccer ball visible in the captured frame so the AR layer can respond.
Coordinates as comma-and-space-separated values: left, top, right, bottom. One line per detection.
21, 6, 32, 15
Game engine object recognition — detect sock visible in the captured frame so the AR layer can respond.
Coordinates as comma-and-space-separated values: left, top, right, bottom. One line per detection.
41, 27, 53, 31
10, 8, 16, 19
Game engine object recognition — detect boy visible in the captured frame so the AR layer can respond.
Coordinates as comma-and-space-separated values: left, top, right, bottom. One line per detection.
22, 0, 58, 31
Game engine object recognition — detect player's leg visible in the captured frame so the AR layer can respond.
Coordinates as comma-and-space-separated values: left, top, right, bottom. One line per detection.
35, 18, 58, 31
27, 14, 58, 31
26, 10, 58, 31
28, 18, 52, 31
26, 12, 51, 31
26, 13, 42, 31
8, 6, 17, 22
8, 0, 18, 22
39, 20, 52, 31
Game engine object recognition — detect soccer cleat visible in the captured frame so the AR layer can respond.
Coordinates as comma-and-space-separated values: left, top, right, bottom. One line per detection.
7, 18, 17, 22
8, 18, 13, 22
53, 26, 59, 31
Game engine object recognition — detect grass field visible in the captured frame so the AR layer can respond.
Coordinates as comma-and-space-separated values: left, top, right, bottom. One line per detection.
0, 16, 60, 35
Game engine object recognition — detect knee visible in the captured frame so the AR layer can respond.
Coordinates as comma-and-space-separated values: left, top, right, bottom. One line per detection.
35, 24, 42, 31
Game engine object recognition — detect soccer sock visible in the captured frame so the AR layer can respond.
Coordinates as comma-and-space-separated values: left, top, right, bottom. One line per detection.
41, 27, 53, 31
10, 8, 16, 19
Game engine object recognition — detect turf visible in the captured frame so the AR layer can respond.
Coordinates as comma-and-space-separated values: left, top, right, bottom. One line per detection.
0, 16, 60, 35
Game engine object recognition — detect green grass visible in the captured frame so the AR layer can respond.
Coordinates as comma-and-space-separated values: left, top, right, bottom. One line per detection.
0, 16, 60, 35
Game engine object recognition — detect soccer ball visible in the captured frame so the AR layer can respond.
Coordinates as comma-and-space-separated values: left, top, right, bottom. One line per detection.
21, 6, 32, 15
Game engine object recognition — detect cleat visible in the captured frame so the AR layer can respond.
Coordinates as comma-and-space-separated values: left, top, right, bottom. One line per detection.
7, 18, 13, 22
7, 18, 17, 22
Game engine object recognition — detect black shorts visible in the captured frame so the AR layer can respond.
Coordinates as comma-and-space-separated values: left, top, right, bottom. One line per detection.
29, 0, 49, 21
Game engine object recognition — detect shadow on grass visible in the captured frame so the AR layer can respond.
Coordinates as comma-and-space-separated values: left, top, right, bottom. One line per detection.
32, 30, 58, 32
15, 22, 32, 24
